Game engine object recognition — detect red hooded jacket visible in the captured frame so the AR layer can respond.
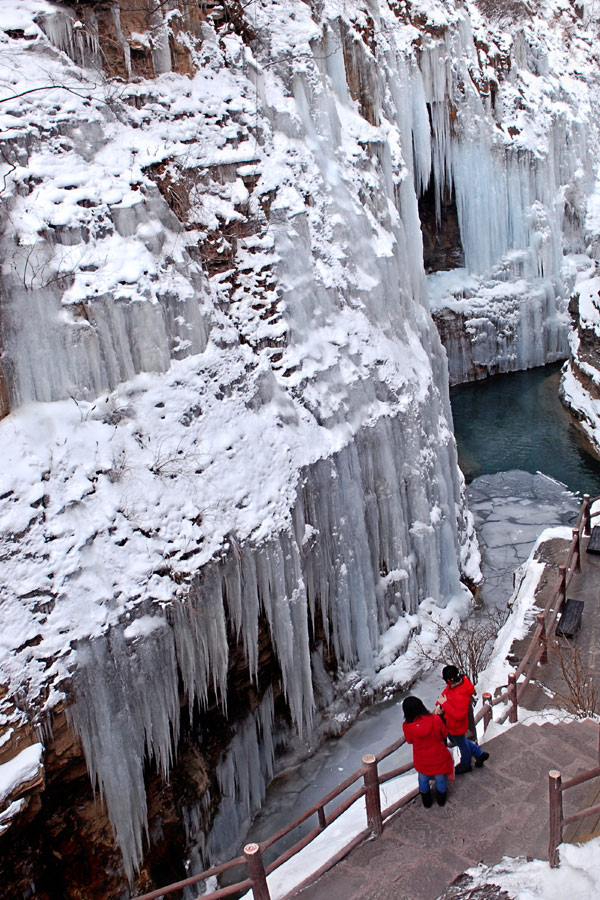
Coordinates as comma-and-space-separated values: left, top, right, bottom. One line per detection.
438, 675, 475, 734
403, 713, 454, 776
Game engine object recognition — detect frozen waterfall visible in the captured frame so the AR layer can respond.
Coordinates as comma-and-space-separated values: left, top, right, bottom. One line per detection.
66, 399, 466, 880
406, 19, 594, 382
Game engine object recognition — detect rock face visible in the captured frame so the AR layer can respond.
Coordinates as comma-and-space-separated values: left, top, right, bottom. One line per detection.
0, 0, 599, 896
431, 281, 568, 387
559, 260, 600, 455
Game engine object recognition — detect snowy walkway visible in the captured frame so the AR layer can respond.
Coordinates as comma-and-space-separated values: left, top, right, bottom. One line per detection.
294, 529, 600, 900
294, 720, 598, 900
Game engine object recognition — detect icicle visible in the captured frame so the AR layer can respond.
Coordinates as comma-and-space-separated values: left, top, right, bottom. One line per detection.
67, 617, 179, 882
204, 688, 275, 862
38, 8, 100, 68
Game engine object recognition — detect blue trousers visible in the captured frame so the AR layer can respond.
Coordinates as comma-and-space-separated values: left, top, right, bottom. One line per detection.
417, 771, 447, 794
449, 732, 484, 767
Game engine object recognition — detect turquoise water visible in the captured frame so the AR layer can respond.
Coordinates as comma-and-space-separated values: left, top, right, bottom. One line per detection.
450, 363, 600, 497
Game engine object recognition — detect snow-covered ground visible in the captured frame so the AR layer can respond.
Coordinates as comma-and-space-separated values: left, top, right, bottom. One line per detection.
463, 837, 600, 900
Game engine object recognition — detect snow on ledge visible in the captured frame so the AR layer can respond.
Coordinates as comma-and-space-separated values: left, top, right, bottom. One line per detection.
0, 742, 44, 805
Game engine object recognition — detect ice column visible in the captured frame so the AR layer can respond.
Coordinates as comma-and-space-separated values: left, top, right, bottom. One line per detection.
67, 617, 180, 883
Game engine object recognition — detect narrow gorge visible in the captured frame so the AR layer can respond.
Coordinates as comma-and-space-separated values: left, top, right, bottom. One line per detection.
1, 0, 599, 897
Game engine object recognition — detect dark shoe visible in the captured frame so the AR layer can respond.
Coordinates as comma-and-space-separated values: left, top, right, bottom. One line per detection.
420, 790, 433, 808
474, 751, 489, 768
436, 791, 447, 807
454, 762, 472, 775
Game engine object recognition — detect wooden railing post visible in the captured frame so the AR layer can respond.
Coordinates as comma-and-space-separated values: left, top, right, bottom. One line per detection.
558, 564, 567, 607
508, 673, 518, 724
583, 494, 591, 537
537, 612, 548, 665
548, 770, 563, 868
482, 692, 493, 731
573, 528, 581, 572
244, 843, 271, 900
362, 754, 383, 836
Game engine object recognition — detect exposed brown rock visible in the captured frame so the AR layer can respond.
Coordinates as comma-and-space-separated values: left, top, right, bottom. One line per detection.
419, 181, 465, 274
60, 0, 207, 80
341, 21, 380, 126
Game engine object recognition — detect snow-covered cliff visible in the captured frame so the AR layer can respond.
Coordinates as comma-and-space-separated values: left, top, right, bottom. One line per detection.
1, 0, 599, 895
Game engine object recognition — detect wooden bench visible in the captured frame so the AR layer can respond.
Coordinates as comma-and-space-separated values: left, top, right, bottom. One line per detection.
556, 598, 584, 638
587, 525, 600, 554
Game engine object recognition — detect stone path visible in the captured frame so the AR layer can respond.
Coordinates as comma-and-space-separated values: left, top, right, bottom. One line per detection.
295, 721, 598, 900
294, 529, 600, 900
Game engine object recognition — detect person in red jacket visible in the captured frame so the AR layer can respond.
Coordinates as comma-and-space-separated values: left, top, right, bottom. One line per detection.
402, 696, 454, 807
435, 665, 489, 774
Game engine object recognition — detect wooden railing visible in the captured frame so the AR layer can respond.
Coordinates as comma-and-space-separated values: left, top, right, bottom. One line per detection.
548, 757, 600, 868
472, 493, 595, 731
135, 493, 597, 899
133, 741, 420, 900
544, 493, 600, 869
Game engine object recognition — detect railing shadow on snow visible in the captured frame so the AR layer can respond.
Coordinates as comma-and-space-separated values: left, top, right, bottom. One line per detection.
134, 494, 598, 899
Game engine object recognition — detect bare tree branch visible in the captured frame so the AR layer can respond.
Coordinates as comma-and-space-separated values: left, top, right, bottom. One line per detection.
0, 82, 97, 104
550, 638, 598, 718
415, 607, 509, 685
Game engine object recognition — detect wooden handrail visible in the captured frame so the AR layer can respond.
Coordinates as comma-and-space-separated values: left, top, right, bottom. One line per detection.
277, 829, 370, 900
378, 761, 414, 784
260, 765, 363, 851
320, 785, 366, 830
563, 802, 600, 826
548, 738, 600, 867
374, 733, 406, 763
133, 856, 247, 900
561, 765, 600, 791
514, 620, 545, 678
265, 823, 329, 876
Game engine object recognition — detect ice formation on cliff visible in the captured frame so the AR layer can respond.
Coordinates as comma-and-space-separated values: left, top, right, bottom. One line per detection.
418, 5, 600, 382
557, 115, 600, 447
1, 0, 599, 885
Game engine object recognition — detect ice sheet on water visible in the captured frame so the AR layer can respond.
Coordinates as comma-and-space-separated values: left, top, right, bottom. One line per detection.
468, 470, 580, 608
480, 521, 551, 550
482, 503, 565, 526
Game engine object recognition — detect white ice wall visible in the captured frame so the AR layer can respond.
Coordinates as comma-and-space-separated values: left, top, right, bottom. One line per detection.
405, 4, 597, 382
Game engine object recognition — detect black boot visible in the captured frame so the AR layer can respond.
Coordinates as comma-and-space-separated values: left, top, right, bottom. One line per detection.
420, 790, 433, 808
474, 751, 489, 768
436, 790, 447, 807
454, 762, 472, 775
